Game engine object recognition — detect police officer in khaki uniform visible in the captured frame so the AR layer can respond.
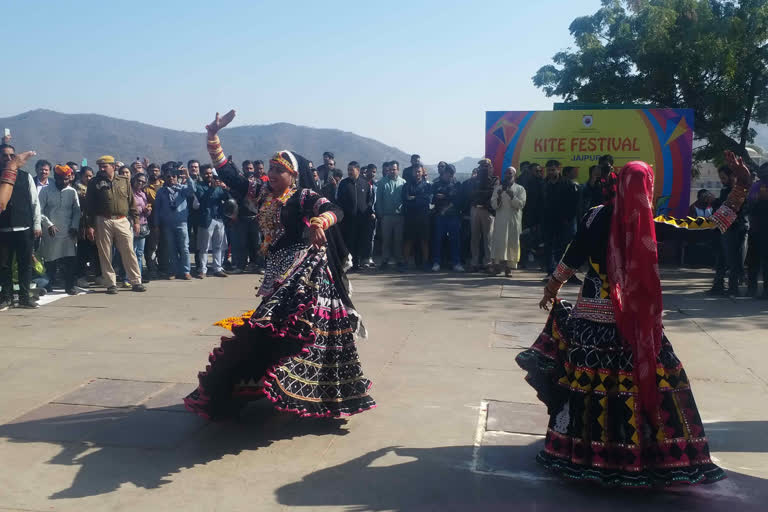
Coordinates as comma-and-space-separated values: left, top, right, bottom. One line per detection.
85, 155, 146, 294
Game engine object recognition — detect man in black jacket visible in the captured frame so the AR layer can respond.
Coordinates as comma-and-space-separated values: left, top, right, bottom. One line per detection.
336, 161, 374, 270
431, 164, 463, 271
541, 160, 563, 276
710, 165, 749, 296
0, 144, 42, 309
519, 163, 545, 269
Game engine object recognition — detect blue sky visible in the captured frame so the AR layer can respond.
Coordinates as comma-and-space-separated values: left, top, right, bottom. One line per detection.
4, 0, 601, 162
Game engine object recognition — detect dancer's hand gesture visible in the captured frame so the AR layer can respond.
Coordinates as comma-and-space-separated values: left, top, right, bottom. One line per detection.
724, 150, 752, 188
539, 289, 556, 311
309, 224, 327, 249
7, 150, 37, 171
206, 110, 236, 138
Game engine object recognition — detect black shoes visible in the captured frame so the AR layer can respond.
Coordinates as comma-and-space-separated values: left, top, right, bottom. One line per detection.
106, 286, 118, 295
132, 284, 147, 292
17, 299, 40, 309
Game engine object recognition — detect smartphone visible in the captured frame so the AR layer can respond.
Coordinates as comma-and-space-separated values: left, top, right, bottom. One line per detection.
3, 128, 9, 138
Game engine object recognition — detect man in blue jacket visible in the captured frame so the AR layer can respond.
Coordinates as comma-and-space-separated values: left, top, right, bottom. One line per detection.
154, 163, 196, 279
194, 164, 229, 278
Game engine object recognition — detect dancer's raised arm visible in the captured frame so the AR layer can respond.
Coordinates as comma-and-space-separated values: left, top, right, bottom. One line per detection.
204, 110, 250, 199
0, 150, 37, 213
205, 110, 236, 169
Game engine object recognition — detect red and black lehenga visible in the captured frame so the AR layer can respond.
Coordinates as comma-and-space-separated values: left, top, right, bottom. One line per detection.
184, 138, 375, 420
515, 197, 735, 487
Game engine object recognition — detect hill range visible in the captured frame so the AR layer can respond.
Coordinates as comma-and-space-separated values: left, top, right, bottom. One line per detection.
1, 109, 478, 177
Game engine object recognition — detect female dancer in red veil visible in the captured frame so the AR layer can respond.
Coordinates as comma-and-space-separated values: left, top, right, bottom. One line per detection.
516, 152, 751, 486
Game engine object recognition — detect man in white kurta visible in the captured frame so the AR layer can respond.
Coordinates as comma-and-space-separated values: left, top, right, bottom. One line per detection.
39, 164, 80, 294
491, 166, 526, 275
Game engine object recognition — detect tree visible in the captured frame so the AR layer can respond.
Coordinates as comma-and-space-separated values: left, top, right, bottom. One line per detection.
534, 0, 768, 166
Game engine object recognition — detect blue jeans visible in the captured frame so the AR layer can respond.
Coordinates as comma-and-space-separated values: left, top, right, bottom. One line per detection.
133, 235, 146, 279
163, 222, 191, 276
432, 215, 461, 265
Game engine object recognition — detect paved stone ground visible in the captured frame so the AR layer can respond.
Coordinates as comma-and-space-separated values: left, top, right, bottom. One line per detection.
0, 267, 766, 511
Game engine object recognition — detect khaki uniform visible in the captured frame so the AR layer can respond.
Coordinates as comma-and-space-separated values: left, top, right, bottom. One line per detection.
85, 172, 142, 287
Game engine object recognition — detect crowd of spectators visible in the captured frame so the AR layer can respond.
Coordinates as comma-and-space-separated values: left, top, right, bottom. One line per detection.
4, 132, 767, 310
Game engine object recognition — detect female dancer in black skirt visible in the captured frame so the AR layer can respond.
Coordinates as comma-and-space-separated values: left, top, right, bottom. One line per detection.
184, 110, 375, 420
516, 153, 751, 486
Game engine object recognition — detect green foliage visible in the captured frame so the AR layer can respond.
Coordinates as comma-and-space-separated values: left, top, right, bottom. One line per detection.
534, 0, 768, 166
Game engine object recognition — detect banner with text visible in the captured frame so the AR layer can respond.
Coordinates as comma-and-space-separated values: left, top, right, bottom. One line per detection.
485, 109, 694, 217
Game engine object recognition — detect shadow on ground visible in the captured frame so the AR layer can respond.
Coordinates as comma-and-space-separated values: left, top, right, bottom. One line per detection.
0, 401, 348, 500
275, 445, 768, 512
0, 406, 766, 509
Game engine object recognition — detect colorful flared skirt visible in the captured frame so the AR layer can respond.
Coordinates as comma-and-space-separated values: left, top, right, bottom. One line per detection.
515, 300, 726, 487
184, 246, 375, 420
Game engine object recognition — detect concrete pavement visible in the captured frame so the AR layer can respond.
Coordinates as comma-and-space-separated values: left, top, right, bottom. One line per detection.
0, 267, 766, 511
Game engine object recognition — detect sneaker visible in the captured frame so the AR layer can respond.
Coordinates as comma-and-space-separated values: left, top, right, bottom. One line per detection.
17, 299, 40, 309
196, 273, 205, 279
183, 273, 192, 280
132, 284, 147, 292
76, 277, 90, 288
106, 286, 118, 295
431, 263, 441, 272
256, 268, 265, 275
213, 271, 228, 278
122, 281, 132, 288
453, 264, 465, 272
505, 269, 512, 277
0, 298, 11, 312
166, 274, 176, 280
66, 288, 78, 296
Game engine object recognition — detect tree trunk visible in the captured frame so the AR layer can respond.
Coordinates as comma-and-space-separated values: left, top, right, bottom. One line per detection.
739, 71, 758, 152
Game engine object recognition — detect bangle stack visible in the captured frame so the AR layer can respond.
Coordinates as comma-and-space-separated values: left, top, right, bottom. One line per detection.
0, 167, 18, 186
545, 277, 563, 296
206, 136, 227, 168
309, 211, 337, 230
724, 184, 748, 212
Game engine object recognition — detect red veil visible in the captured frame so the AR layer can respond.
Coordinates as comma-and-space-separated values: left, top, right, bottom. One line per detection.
606, 162, 664, 417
